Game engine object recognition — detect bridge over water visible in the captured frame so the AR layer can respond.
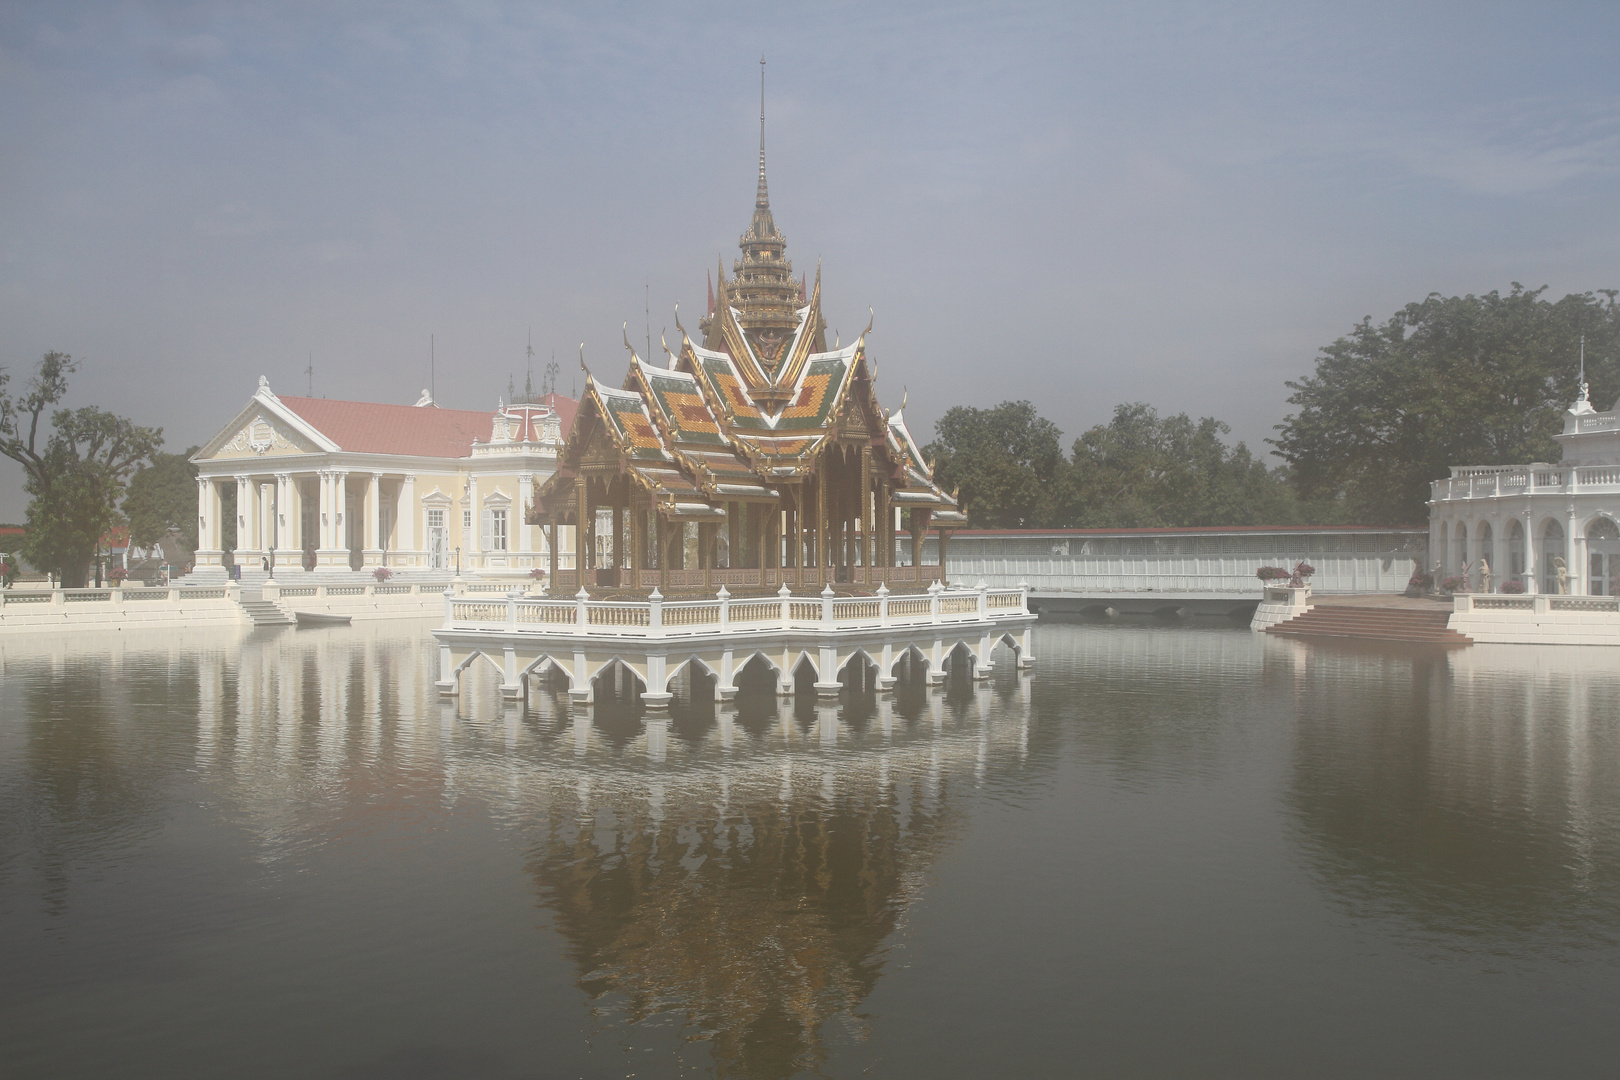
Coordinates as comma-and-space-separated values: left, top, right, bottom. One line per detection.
919, 526, 1429, 618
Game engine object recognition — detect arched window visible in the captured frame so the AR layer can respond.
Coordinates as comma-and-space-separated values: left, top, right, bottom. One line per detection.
1438, 522, 1449, 575
1477, 521, 1493, 587
1587, 517, 1620, 596
1541, 519, 1567, 594
1455, 522, 1468, 577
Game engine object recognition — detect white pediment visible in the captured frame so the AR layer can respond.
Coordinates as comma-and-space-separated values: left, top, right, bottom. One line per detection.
208, 412, 319, 459
195, 380, 339, 463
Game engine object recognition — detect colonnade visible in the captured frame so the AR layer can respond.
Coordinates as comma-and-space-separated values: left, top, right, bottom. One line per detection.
195, 470, 421, 573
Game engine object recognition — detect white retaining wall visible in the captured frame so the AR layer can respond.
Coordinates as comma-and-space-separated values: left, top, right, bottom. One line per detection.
931, 527, 1427, 594
1449, 594, 1620, 645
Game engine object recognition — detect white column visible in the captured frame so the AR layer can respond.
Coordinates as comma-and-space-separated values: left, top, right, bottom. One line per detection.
234, 474, 252, 559
319, 472, 334, 550
365, 471, 383, 565
336, 473, 349, 558
518, 472, 534, 554
399, 474, 417, 560
466, 475, 481, 566
1571, 509, 1584, 595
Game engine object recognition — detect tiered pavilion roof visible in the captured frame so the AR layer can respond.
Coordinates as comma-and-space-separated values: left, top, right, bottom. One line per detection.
528, 130, 962, 593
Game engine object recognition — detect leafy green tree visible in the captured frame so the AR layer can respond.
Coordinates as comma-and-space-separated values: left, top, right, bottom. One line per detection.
125, 447, 201, 551
0, 353, 163, 587
1272, 285, 1620, 524
1064, 403, 1310, 527
924, 401, 1066, 528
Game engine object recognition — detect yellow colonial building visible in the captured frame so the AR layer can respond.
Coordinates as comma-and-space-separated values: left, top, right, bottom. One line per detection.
192, 377, 577, 581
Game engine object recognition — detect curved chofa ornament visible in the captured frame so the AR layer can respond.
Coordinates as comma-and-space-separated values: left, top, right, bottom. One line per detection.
622, 321, 637, 358
673, 302, 687, 339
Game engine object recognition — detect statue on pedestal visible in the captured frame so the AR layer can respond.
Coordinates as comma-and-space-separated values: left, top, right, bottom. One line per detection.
1478, 558, 1492, 594
1554, 556, 1569, 594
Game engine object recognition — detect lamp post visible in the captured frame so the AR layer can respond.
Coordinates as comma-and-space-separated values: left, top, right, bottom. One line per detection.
455, 546, 461, 576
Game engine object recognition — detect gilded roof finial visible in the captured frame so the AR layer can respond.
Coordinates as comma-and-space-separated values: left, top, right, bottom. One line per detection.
757, 54, 769, 210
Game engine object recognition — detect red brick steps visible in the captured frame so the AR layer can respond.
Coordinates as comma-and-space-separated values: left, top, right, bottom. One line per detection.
1265, 604, 1473, 647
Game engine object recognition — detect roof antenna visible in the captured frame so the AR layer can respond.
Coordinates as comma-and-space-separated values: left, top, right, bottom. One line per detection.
430, 334, 435, 402
645, 282, 652, 372
526, 328, 535, 400
305, 349, 313, 396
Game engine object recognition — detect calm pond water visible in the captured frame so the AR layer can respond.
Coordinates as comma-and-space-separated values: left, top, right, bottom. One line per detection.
4, 619, 1620, 1078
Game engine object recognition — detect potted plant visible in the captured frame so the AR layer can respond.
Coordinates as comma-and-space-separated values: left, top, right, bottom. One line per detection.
107, 566, 128, 586
1288, 561, 1316, 588
372, 566, 394, 583
1256, 566, 1291, 585
1439, 575, 1466, 594
1404, 569, 1434, 598
1500, 579, 1526, 594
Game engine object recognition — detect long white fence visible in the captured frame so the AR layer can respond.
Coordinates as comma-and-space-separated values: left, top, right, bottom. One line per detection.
927, 527, 1428, 595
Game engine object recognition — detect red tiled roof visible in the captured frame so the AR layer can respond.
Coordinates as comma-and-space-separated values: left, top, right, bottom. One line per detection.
277, 394, 578, 458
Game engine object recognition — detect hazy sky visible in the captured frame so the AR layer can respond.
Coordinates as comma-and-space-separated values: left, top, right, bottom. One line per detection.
3, 1, 1618, 520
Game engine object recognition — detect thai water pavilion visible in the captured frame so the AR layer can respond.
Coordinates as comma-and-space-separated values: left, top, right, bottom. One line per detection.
527, 125, 965, 594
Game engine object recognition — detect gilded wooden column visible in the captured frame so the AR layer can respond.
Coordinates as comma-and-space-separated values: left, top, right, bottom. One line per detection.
574, 477, 589, 584
548, 522, 559, 582
817, 462, 827, 585
612, 501, 624, 572
861, 444, 873, 573
631, 498, 645, 588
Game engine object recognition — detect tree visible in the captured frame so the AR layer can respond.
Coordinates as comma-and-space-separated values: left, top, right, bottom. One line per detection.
125, 447, 201, 551
924, 401, 1066, 528
0, 353, 163, 587
1272, 285, 1620, 524
1065, 403, 1311, 527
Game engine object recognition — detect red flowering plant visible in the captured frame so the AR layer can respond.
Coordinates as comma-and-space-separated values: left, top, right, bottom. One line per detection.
1440, 575, 1466, 593
1500, 579, 1527, 594
529, 567, 546, 580
1288, 561, 1316, 588
107, 566, 128, 583
1256, 566, 1291, 583
372, 567, 394, 582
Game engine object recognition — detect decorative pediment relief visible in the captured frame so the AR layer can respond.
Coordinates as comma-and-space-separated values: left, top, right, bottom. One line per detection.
209, 414, 313, 459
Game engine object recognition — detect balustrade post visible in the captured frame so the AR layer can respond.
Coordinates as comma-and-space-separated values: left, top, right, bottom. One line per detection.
976, 579, 989, 620
648, 587, 664, 638
779, 582, 791, 627
507, 587, 521, 632
821, 582, 835, 626
444, 586, 455, 625
576, 586, 590, 632
928, 579, 943, 624
877, 583, 890, 627
1018, 579, 1030, 616
717, 584, 730, 629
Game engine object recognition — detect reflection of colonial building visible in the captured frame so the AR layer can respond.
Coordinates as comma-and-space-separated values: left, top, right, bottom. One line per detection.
192, 379, 577, 580
1430, 385, 1620, 594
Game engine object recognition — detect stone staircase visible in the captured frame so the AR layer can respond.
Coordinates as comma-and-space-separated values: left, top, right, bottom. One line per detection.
1265, 604, 1473, 647
236, 590, 295, 628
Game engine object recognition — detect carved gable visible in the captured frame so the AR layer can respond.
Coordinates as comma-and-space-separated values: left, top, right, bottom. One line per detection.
208, 413, 317, 460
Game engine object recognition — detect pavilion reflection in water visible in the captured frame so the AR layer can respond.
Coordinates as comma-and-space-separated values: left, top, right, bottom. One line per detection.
115, 622, 1033, 1078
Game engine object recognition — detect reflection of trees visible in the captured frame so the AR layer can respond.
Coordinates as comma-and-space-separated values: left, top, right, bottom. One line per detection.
526, 760, 960, 1078
1282, 644, 1620, 947
1032, 624, 1262, 775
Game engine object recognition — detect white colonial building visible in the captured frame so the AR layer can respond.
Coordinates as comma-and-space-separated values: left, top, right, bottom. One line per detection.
1430, 385, 1620, 595
192, 377, 577, 581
